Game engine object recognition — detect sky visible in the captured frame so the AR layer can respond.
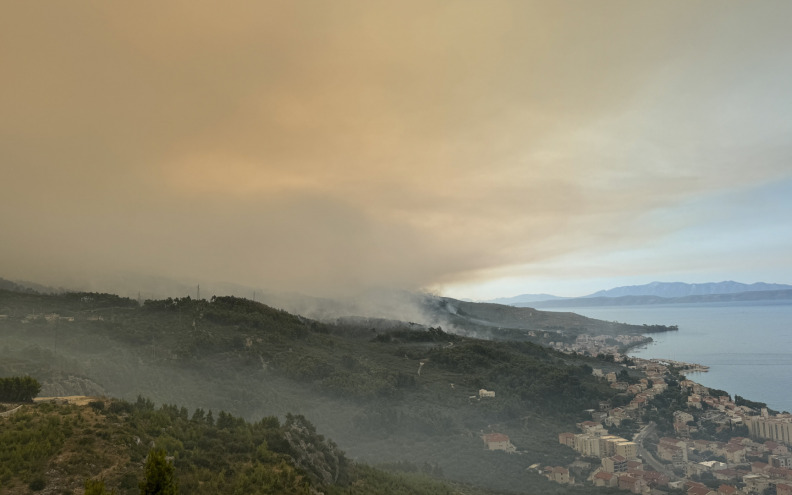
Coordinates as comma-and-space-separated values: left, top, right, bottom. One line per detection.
2, 1, 792, 300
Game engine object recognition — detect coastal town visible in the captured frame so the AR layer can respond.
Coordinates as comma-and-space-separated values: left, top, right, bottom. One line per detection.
482, 334, 792, 495
561, 353, 792, 495
545, 332, 655, 359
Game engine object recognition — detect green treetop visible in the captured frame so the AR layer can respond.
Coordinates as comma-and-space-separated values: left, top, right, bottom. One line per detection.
139, 449, 178, 495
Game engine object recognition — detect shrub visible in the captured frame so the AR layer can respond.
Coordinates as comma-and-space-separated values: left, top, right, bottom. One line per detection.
28, 476, 46, 491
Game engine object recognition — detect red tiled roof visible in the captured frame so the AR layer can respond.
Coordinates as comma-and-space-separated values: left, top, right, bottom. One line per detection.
482, 433, 509, 443
752, 461, 769, 472
619, 475, 639, 487
768, 467, 792, 479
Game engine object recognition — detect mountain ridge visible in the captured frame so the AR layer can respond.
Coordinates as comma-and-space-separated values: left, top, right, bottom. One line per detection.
523, 289, 792, 308
586, 280, 792, 298
489, 281, 792, 308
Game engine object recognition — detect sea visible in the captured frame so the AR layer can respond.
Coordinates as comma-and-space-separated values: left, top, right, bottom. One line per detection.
544, 301, 792, 413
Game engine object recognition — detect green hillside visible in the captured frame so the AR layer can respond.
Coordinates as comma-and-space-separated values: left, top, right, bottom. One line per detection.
0, 289, 635, 494
0, 397, 508, 494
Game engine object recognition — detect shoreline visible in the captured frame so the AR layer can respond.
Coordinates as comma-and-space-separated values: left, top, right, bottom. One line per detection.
627, 332, 787, 412
644, 357, 710, 374
610, 303, 792, 414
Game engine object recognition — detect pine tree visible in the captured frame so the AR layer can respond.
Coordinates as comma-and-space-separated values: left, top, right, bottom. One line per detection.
139, 449, 178, 495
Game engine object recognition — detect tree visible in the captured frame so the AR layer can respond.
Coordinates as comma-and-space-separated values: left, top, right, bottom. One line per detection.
0, 376, 41, 402
139, 449, 178, 495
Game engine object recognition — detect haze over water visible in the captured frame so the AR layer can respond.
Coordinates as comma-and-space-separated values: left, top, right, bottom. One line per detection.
547, 302, 792, 413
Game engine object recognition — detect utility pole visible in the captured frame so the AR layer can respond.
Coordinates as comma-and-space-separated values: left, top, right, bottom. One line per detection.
197, 284, 200, 301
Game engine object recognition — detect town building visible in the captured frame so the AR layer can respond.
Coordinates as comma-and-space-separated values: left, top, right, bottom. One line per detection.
657, 437, 688, 464
481, 433, 515, 452
558, 432, 575, 448
617, 474, 645, 494
543, 466, 572, 484
777, 483, 792, 495
716, 484, 742, 495
601, 455, 627, 473
742, 473, 771, 493
593, 471, 617, 488
747, 414, 792, 445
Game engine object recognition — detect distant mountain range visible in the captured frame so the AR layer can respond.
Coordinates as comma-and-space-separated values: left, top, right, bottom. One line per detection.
488, 281, 792, 308
585, 281, 792, 298
523, 289, 792, 308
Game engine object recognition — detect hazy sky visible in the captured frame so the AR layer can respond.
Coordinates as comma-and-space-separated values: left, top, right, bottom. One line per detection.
2, 1, 792, 299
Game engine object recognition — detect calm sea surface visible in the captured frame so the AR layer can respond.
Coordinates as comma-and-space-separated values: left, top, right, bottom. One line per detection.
545, 301, 792, 413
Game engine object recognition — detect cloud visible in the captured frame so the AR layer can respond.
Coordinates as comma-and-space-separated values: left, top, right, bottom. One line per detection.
2, 1, 792, 296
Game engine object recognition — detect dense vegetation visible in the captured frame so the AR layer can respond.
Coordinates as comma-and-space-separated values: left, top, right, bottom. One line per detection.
0, 288, 639, 494
0, 375, 40, 402
0, 397, 510, 494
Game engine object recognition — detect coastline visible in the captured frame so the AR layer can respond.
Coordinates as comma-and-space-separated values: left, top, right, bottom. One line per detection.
619, 336, 654, 356
643, 357, 710, 375
554, 302, 792, 414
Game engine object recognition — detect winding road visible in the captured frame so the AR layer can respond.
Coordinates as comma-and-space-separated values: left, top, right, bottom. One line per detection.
635, 422, 679, 481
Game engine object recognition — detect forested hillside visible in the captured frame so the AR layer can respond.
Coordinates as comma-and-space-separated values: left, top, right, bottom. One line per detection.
0, 397, 511, 494
0, 289, 636, 494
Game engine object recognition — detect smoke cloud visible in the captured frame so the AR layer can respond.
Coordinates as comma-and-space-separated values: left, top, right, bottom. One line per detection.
2, 1, 792, 297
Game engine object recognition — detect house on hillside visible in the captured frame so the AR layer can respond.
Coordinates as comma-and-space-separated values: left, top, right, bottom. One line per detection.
617, 473, 645, 494
601, 455, 627, 473
593, 471, 617, 488
481, 433, 515, 453
724, 444, 746, 463
658, 437, 688, 464
577, 420, 605, 435
558, 432, 575, 447
687, 485, 716, 495
742, 474, 770, 494
770, 454, 792, 468
716, 484, 742, 495
543, 466, 572, 484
